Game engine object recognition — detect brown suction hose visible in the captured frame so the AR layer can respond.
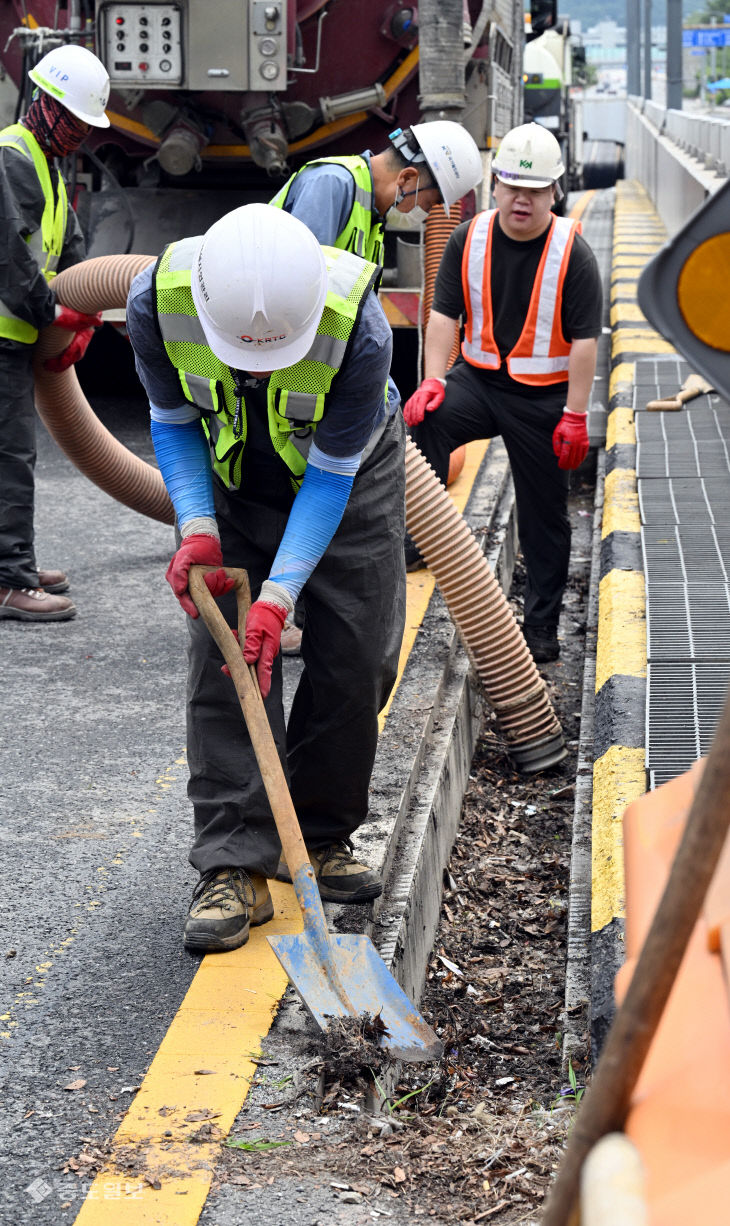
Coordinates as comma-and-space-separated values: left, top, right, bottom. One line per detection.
33, 255, 174, 525
405, 437, 566, 772
39, 256, 564, 769
423, 202, 462, 368
423, 203, 465, 482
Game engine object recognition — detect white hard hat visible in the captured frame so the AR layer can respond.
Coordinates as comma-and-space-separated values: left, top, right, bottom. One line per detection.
390, 121, 483, 217
491, 122, 565, 189
28, 44, 110, 128
191, 204, 328, 373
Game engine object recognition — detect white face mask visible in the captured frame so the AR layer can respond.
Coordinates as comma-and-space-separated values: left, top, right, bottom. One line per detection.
386, 202, 428, 230
386, 182, 429, 230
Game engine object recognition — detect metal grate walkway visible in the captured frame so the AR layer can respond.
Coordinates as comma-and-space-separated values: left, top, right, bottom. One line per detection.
634, 358, 730, 787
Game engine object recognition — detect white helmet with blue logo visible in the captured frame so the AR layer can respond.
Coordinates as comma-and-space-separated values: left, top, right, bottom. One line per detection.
390, 121, 483, 216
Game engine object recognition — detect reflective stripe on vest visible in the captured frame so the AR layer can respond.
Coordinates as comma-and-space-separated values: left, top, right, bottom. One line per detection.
0, 124, 68, 344
461, 209, 580, 385
155, 238, 380, 492
270, 155, 384, 268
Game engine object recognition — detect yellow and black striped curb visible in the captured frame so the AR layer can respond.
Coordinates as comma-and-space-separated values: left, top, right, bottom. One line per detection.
591, 179, 676, 1046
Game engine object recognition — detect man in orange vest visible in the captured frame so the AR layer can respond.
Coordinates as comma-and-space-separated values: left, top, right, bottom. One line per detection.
403, 123, 602, 662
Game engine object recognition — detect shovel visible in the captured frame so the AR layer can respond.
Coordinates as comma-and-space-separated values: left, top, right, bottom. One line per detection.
645, 371, 714, 410
189, 565, 442, 1064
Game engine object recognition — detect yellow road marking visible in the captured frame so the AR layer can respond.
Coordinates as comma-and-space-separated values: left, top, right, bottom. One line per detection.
602, 469, 641, 537
611, 331, 674, 356
569, 190, 596, 223
609, 362, 636, 403
74, 882, 300, 1223
71, 437, 489, 1223
605, 405, 636, 449
596, 570, 646, 693
592, 745, 646, 930
610, 302, 650, 324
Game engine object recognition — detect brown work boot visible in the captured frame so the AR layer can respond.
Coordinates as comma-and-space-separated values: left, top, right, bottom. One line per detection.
183, 867, 274, 953
0, 585, 76, 622
275, 841, 382, 903
37, 568, 70, 593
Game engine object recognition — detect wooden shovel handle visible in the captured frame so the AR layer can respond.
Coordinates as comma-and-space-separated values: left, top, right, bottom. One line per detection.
187, 565, 312, 881
541, 688, 730, 1225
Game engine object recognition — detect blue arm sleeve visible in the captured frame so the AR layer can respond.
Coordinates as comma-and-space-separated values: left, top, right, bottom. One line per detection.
150, 417, 216, 528
269, 460, 356, 602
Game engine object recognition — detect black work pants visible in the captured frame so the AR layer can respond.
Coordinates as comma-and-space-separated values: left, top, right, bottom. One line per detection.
410, 360, 570, 628
0, 342, 40, 589
185, 412, 407, 877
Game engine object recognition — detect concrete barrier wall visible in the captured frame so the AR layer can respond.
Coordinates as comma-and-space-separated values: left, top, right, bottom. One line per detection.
625, 98, 727, 237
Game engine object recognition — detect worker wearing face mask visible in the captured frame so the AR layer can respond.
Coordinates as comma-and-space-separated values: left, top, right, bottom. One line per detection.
0, 44, 109, 622
269, 120, 483, 650
270, 121, 483, 269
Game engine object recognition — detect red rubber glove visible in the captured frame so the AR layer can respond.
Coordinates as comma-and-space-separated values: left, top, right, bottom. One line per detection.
243, 601, 288, 699
403, 377, 446, 428
552, 410, 589, 470
53, 306, 104, 332
165, 533, 234, 618
45, 306, 104, 372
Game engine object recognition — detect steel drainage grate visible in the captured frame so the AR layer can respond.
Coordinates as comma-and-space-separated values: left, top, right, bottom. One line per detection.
638, 478, 730, 526
647, 661, 730, 788
632, 357, 687, 406
646, 582, 730, 660
635, 405, 730, 447
637, 442, 730, 479
642, 525, 730, 584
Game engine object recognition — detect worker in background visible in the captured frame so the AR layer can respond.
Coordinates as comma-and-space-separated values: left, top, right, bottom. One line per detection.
404, 123, 602, 663
126, 204, 405, 952
0, 44, 108, 622
269, 120, 483, 652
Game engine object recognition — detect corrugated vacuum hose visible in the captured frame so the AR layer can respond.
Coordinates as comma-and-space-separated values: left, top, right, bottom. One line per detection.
38, 256, 565, 770
33, 254, 175, 525
405, 437, 566, 772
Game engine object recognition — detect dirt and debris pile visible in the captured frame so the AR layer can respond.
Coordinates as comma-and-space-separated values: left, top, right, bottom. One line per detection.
213, 478, 594, 1223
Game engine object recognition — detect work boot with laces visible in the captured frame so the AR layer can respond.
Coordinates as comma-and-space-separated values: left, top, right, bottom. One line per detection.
523, 623, 560, 663
275, 841, 382, 903
0, 585, 76, 621
183, 867, 274, 952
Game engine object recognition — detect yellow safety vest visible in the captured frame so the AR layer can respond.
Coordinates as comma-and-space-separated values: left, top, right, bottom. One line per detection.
154, 238, 381, 492
270, 155, 384, 268
0, 123, 68, 343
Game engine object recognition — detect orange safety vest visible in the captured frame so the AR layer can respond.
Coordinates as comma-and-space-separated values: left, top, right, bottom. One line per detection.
461, 209, 581, 385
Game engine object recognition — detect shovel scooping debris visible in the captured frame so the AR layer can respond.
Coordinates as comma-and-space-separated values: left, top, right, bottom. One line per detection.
189, 565, 442, 1064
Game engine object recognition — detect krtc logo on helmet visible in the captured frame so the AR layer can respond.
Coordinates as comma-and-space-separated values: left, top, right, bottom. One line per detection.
239, 333, 288, 345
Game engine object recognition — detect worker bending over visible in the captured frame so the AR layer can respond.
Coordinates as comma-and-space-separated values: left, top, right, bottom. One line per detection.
126, 204, 405, 952
0, 45, 107, 622
405, 123, 602, 662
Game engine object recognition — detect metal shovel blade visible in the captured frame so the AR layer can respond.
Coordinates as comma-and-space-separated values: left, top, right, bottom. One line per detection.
268, 930, 443, 1063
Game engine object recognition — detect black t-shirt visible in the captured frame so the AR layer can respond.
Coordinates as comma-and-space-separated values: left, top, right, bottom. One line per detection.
431, 213, 603, 398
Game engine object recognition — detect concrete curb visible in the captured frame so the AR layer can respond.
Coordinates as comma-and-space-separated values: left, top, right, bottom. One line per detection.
589, 178, 672, 1053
